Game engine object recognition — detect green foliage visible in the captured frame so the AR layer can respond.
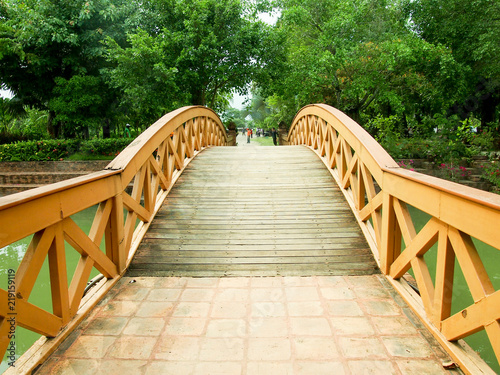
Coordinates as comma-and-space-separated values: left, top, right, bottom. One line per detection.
221, 106, 248, 129
79, 138, 132, 157
367, 115, 401, 142
403, 0, 500, 126
0, 104, 50, 143
471, 129, 496, 151
103, 0, 273, 126
48, 75, 110, 138
256, 0, 498, 136
103, 29, 185, 126
481, 160, 500, 188
0, 139, 80, 161
0, 0, 137, 137
0, 138, 132, 161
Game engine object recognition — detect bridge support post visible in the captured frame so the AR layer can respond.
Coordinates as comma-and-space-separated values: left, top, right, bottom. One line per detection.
107, 193, 126, 273
278, 121, 289, 145
380, 193, 401, 274
227, 121, 237, 146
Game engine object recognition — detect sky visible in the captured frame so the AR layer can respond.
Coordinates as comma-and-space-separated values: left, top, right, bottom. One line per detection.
230, 92, 249, 110
0, 89, 13, 99
229, 11, 280, 110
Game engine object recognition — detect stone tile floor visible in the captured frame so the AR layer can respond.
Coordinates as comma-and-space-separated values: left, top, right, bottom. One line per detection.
38, 275, 463, 375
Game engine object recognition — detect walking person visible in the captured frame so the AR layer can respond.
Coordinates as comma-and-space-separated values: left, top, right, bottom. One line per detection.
247, 128, 251, 143
271, 127, 278, 146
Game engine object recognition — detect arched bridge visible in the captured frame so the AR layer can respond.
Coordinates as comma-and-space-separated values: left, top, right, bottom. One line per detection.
0, 105, 499, 374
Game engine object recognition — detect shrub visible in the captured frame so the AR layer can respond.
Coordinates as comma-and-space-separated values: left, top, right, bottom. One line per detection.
79, 138, 133, 157
0, 139, 81, 161
480, 161, 500, 188
0, 138, 134, 161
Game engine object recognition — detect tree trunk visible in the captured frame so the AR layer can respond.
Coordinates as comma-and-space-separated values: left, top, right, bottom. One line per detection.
191, 89, 206, 106
480, 89, 499, 128
347, 109, 361, 124
47, 111, 60, 138
102, 119, 111, 139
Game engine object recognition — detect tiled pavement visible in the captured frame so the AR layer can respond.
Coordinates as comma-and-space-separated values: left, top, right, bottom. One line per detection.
38, 276, 462, 375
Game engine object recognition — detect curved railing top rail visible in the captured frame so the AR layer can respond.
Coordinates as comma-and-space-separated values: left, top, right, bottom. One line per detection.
291, 104, 500, 209
287, 104, 500, 374
289, 104, 399, 179
288, 104, 500, 248
106, 106, 227, 186
289, 104, 500, 213
0, 106, 228, 374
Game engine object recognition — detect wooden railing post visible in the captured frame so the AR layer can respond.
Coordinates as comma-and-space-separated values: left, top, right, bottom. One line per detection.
105, 192, 126, 274
379, 192, 401, 275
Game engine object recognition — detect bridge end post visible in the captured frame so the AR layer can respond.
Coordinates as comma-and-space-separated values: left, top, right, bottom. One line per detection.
227, 121, 237, 146
278, 121, 289, 145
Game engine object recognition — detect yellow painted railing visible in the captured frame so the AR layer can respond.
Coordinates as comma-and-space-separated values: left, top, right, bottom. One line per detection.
287, 104, 500, 374
0, 106, 227, 367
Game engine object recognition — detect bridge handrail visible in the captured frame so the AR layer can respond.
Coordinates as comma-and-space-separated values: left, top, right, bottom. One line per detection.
0, 106, 227, 369
287, 104, 500, 374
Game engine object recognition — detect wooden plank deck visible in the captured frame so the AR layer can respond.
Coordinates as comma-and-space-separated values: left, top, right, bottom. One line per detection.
128, 145, 380, 277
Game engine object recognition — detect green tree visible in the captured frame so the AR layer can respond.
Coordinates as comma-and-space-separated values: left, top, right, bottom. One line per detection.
104, 0, 273, 125
258, 0, 467, 130
221, 106, 248, 130
405, 0, 500, 127
48, 75, 112, 138
0, 0, 136, 137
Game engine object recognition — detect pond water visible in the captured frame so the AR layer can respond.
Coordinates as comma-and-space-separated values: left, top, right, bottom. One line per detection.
0, 204, 499, 373
0, 207, 99, 373
408, 206, 500, 373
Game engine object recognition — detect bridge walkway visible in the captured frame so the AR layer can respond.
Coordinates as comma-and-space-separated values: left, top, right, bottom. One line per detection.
129, 145, 378, 277
34, 144, 461, 374
36, 275, 459, 374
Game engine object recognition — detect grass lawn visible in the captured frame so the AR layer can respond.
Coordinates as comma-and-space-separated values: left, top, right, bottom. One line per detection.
66, 152, 116, 161
251, 136, 275, 146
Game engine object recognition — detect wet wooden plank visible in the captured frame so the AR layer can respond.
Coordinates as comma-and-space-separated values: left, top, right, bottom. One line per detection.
128, 145, 380, 277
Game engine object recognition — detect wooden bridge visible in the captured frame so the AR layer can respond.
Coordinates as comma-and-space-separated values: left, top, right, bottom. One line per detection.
130, 145, 378, 277
0, 105, 499, 374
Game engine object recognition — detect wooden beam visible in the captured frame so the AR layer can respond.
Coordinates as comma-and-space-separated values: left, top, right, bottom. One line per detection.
62, 218, 118, 278
389, 218, 440, 279
441, 289, 500, 341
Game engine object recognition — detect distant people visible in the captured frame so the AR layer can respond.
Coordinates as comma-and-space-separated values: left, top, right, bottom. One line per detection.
124, 124, 131, 138
247, 128, 251, 143
271, 127, 277, 146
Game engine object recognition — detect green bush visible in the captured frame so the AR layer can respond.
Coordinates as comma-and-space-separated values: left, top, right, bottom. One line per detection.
79, 138, 133, 157
381, 136, 433, 159
0, 139, 81, 161
0, 138, 132, 161
481, 160, 500, 189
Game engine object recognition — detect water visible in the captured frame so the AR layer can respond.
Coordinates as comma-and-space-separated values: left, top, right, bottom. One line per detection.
1, 203, 499, 373
408, 206, 500, 373
0, 207, 99, 373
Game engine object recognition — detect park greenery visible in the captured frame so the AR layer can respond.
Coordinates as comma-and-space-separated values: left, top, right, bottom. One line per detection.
0, 0, 499, 181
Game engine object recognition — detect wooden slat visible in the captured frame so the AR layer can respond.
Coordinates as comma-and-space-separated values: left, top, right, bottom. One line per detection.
129, 146, 378, 277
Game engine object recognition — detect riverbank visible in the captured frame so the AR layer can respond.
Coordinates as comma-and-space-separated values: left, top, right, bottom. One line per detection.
0, 161, 109, 196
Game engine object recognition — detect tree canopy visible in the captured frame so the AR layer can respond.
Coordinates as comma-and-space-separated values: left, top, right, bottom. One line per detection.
0, 0, 137, 137
256, 0, 481, 131
104, 0, 273, 126
0, 0, 498, 138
